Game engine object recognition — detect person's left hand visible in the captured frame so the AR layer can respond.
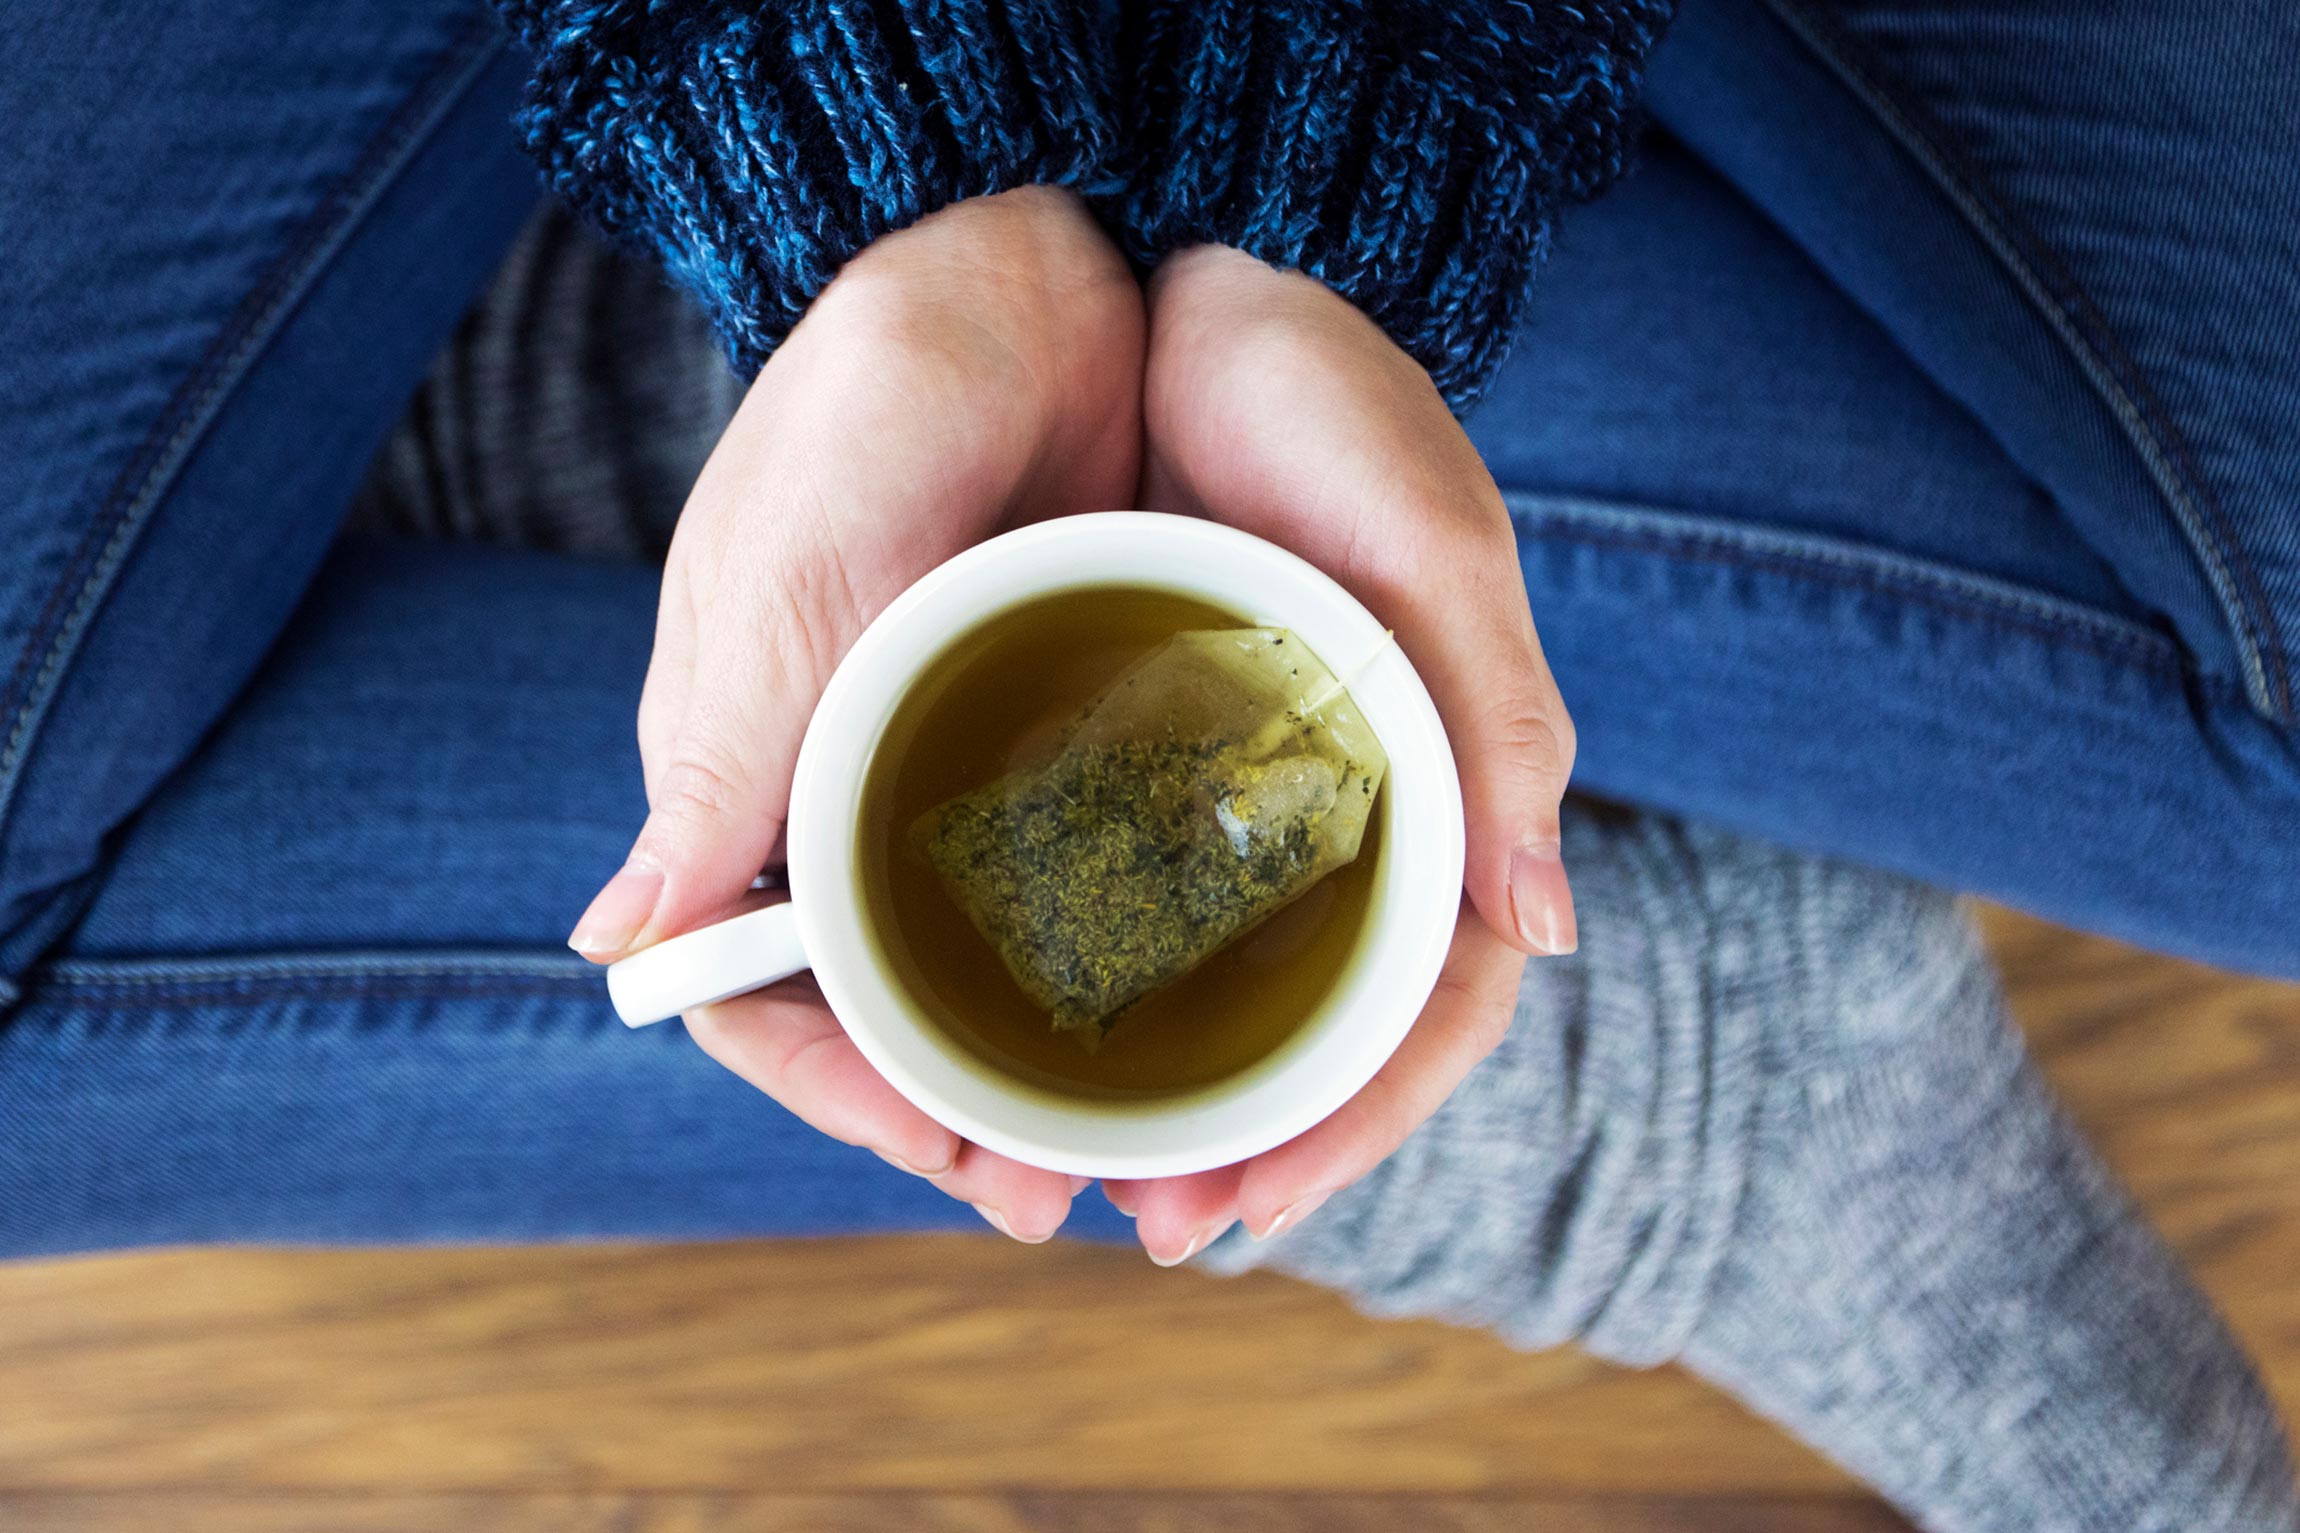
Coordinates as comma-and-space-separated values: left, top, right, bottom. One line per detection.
1103, 245, 1579, 1264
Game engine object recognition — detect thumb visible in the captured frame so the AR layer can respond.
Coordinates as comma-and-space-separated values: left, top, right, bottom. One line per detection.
1435, 558, 1582, 951
1387, 513, 1579, 958
569, 584, 822, 958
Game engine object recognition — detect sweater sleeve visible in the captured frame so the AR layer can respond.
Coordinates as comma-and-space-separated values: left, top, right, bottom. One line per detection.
1109, 0, 1674, 409
503, 1, 1669, 408
501, 0, 1124, 374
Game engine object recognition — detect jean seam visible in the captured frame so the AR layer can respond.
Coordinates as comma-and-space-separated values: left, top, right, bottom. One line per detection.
28, 983, 596, 1012
29, 946, 593, 1006
1755, 0, 2292, 724
1504, 491, 2235, 701
0, 16, 510, 848
20, 949, 602, 1014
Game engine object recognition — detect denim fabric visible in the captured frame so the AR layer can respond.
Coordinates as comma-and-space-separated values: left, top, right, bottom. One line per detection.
1795, 0, 2300, 723
1645, 0, 2300, 722
1, 0, 2297, 1258
1470, 131, 2300, 977
0, 0, 536, 983
0, 542, 1111, 1256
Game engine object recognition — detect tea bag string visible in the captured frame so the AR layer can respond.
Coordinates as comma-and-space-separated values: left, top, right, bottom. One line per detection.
1243, 629, 1396, 759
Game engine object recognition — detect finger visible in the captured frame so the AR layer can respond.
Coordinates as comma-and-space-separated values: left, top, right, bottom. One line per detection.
1233, 912, 1524, 1239
683, 981, 961, 1178
577, 354, 984, 959
633, 570, 696, 808
929, 1144, 1082, 1244
1114, 1164, 1246, 1267
624, 551, 843, 943
688, 988, 1079, 1242
1385, 507, 1579, 959
569, 448, 833, 958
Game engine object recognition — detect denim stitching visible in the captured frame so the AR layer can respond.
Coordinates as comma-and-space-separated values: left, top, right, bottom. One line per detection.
1511, 495, 2176, 653
1503, 492, 2233, 698
38, 950, 594, 987
0, 19, 509, 844
23, 950, 602, 1014
1756, 0, 2291, 723
33, 983, 596, 1014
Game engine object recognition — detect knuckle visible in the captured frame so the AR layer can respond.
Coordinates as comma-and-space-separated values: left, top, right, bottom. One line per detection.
1463, 982, 1519, 1059
649, 748, 749, 830
1549, 709, 1581, 776
1479, 696, 1577, 794
772, 1028, 855, 1107
1432, 964, 1519, 1061
1427, 966, 1484, 1017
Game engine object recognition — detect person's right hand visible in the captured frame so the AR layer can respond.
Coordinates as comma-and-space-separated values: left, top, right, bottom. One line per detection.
565, 186, 1144, 1242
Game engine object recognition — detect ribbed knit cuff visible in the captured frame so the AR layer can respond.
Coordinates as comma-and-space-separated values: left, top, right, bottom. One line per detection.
503, 0, 1124, 374
1109, 0, 1673, 410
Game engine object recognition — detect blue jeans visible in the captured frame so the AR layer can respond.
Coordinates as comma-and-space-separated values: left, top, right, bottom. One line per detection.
1, 0, 2295, 1257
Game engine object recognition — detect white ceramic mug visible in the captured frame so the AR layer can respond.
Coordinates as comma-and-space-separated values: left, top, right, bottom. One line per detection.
606, 512, 1465, 1179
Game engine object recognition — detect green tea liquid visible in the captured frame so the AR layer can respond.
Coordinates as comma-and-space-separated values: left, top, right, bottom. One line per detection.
857, 586, 1383, 1100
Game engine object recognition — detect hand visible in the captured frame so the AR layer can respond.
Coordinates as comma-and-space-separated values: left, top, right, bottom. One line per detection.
1104, 245, 1578, 1263
566, 187, 1143, 1242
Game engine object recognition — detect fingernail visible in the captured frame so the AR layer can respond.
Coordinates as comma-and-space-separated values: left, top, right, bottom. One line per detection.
1105, 1187, 1141, 1218
1507, 840, 1578, 956
1253, 1190, 1331, 1242
1067, 1175, 1093, 1196
1150, 1219, 1233, 1268
973, 1204, 1051, 1244
568, 864, 665, 958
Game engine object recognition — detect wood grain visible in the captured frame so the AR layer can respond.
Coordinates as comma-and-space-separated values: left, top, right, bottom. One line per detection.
0, 1240, 1841, 1495
0, 1492, 1912, 1533
0, 909, 2289, 1533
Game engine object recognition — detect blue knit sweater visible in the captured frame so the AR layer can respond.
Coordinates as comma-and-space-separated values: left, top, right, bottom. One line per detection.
500, 0, 1673, 409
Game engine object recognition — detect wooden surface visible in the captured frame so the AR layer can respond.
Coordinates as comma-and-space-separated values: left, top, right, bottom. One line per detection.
0, 1493, 1914, 1533
0, 909, 2293, 1532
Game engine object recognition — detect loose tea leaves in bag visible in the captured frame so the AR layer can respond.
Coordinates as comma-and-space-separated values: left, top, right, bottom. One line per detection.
913, 628, 1388, 1046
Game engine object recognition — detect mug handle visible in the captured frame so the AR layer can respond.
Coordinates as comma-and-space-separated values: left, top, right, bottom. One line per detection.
605, 903, 811, 1027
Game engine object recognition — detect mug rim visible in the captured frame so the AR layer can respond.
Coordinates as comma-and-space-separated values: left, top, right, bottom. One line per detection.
784, 512, 1465, 1179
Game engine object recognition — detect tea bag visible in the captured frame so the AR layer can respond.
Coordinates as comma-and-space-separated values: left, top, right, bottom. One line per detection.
913, 628, 1388, 1046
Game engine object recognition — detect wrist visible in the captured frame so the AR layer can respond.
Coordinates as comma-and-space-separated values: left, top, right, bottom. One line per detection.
1146, 245, 1440, 412
811, 187, 1143, 429
854, 187, 1133, 323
